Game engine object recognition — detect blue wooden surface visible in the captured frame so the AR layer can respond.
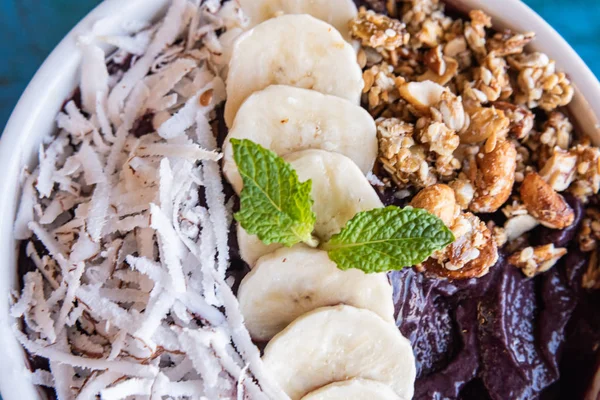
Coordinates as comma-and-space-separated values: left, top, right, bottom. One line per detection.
0, 0, 599, 133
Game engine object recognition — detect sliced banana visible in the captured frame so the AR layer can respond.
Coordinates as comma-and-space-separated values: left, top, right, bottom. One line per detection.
237, 149, 383, 266
301, 379, 401, 400
238, 0, 358, 41
238, 245, 394, 341
224, 15, 363, 127
223, 85, 377, 194
262, 305, 416, 400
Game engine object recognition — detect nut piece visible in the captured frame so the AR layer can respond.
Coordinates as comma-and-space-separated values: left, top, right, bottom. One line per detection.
470, 140, 517, 213
460, 107, 510, 145
509, 244, 567, 277
350, 8, 410, 51
539, 149, 578, 192
503, 214, 539, 242
398, 81, 447, 114
449, 177, 475, 210
417, 56, 459, 86
423, 212, 498, 279
410, 184, 458, 227
520, 172, 575, 229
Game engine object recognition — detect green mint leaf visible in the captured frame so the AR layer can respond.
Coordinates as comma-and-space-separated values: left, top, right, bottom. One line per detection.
323, 206, 454, 273
231, 139, 316, 247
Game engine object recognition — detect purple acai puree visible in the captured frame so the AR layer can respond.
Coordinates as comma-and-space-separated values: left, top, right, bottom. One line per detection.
389, 224, 600, 400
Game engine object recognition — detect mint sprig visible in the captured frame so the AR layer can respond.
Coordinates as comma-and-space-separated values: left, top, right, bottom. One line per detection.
232, 139, 316, 247
322, 206, 455, 273
232, 139, 454, 272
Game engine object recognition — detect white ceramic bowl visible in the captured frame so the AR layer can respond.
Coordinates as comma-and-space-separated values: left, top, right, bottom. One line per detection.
0, 0, 599, 398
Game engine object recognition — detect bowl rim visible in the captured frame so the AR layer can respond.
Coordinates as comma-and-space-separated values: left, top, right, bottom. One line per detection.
1, 0, 599, 398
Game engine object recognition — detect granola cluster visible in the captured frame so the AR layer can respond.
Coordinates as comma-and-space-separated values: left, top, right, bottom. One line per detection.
350, 5, 600, 280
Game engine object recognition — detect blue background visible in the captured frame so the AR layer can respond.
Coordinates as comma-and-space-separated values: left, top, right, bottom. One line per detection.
0, 0, 599, 132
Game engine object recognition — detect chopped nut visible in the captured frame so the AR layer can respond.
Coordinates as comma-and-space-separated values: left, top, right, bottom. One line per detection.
424, 212, 498, 279
520, 172, 575, 229
491, 101, 534, 140
539, 149, 578, 192
460, 106, 510, 145
444, 36, 468, 58
504, 214, 539, 241
350, 8, 410, 51
410, 184, 459, 226
470, 140, 517, 213
449, 177, 475, 209
417, 56, 459, 85
509, 244, 567, 277
424, 45, 446, 75
398, 80, 447, 114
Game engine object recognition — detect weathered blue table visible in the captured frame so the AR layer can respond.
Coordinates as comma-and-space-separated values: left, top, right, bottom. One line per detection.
0, 0, 598, 132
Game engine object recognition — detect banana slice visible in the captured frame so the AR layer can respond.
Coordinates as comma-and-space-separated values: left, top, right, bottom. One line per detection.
238, 245, 394, 341
224, 15, 363, 127
237, 149, 383, 266
238, 0, 358, 41
223, 85, 377, 194
301, 379, 401, 400
262, 305, 416, 400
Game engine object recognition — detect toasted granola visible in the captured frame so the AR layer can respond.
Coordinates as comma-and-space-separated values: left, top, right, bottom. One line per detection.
509, 244, 567, 278
354, 6, 598, 280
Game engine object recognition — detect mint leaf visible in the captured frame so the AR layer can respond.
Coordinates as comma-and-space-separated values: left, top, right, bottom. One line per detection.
322, 206, 454, 273
232, 139, 316, 247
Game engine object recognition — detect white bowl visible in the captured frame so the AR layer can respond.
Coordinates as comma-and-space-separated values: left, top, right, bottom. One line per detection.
0, 0, 598, 398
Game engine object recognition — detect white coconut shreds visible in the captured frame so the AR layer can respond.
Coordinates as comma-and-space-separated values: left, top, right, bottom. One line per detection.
11, 1, 286, 399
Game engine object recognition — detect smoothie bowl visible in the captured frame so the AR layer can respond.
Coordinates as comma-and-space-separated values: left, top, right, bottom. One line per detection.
1, 0, 600, 399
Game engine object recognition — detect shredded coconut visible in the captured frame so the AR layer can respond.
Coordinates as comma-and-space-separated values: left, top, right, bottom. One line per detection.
11, 1, 281, 399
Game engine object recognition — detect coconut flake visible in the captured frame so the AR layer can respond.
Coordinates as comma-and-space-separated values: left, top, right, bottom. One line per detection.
56, 262, 85, 335
99, 28, 154, 56
150, 204, 186, 292
107, 0, 187, 124
157, 76, 225, 139
14, 171, 38, 239
76, 371, 122, 400
15, 2, 277, 397
40, 192, 78, 225
26, 369, 55, 388
77, 142, 106, 185
87, 182, 109, 242
80, 44, 109, 115
145, 58, 198, 111
100, 378, 153, 400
